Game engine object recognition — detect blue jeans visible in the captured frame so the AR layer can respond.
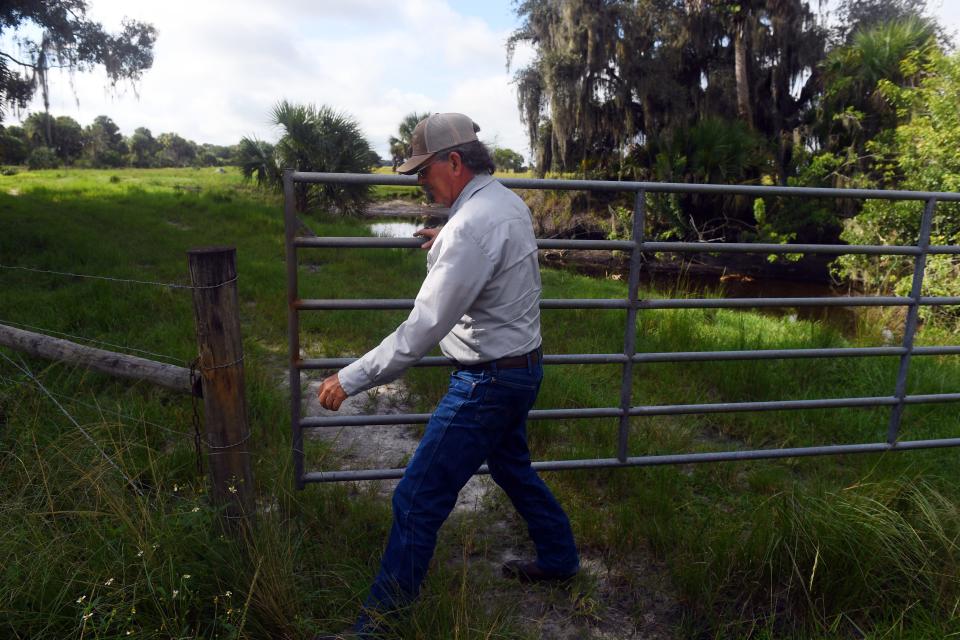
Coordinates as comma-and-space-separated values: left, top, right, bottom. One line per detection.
357, 359, 579, 630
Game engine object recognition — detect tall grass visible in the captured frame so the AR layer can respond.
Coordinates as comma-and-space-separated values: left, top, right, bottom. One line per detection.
2, 168, 960, 637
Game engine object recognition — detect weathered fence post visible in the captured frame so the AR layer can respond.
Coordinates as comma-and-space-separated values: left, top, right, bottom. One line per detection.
187, 247, 254, 523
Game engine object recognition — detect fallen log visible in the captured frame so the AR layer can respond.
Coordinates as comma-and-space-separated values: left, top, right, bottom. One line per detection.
0, 323, 196, 395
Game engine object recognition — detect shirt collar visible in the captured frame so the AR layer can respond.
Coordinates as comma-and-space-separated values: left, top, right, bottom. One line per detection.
448, 174, 495, 220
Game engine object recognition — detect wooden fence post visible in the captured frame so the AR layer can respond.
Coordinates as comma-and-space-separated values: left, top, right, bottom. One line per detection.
187, 247, 254, 523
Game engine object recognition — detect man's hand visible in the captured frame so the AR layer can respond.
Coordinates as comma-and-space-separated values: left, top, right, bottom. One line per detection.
317, 373, 348, 411
413, 227, 440, 250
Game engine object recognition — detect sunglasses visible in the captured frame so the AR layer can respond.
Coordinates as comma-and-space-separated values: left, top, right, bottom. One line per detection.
417, 155, 448, 179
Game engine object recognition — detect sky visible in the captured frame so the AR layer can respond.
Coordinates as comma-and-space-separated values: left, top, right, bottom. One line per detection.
7, 0, 535, 160
6, 0, 960, 162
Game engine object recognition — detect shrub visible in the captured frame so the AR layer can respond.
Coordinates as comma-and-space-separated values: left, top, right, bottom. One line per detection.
26, 147, 59, 170
0, 134, 28, 164
832, 51, 960, 328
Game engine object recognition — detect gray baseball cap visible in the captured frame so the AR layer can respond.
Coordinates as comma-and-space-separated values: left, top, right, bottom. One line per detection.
396, 113, 481, 175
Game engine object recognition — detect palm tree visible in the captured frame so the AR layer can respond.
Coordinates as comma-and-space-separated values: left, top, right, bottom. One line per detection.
388, 111, 430, 170
236, 137, 278, 188
833, 0, 934, 44
818, 17, 938, 179
684, 0, 825, 182
239, 101, 374, 215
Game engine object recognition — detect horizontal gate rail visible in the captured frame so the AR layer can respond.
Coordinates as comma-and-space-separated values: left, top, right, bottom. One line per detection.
283, 170, 960, 488
295, 235, 960, 255
302, 437, 960, 483
299, 345, 960, 370
297, 296, 960, 310
299, 391, 960, 428
291, 171, 960, 201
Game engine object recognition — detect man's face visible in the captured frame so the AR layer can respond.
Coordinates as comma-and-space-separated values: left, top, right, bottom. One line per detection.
417, 154, 455, 207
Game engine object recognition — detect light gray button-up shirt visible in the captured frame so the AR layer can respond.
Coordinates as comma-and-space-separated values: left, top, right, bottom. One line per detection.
338, 174, 542, 396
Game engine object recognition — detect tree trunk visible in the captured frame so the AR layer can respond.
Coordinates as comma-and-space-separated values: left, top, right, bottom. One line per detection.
777, 132, 792, 187
734, 21, 753, 129
771, 62, 787, 185
536, 121, 553, 177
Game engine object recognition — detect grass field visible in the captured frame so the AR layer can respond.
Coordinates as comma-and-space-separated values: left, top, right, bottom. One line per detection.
2, 167, 960, 639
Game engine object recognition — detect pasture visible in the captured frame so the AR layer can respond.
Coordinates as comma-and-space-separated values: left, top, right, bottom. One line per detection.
1, 168, 959, 639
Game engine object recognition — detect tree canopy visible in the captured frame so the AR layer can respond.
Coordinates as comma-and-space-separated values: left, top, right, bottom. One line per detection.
492, 147, 525, 173
832, 0, 936, 43
833, 49, 960, 326
816, 16, 938, 184
509, 0, 948, 245
509, 0, 826, 183
0, 1, 156, 123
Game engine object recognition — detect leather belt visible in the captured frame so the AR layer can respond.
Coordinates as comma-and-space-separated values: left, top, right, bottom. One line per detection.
456, 346, 542, 372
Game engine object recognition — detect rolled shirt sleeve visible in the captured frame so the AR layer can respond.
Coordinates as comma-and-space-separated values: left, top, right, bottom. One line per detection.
337, 226, 495, 396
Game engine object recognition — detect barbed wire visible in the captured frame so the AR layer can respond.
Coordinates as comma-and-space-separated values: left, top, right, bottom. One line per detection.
200, 355, 245, 371
205, 432, 252, 450
1, 371, 251, 459
0, 318, 187, 366
0, 372, 202, 504
0, 263, 238, 290
0, 373, 190, 441
0, 352, 143, 496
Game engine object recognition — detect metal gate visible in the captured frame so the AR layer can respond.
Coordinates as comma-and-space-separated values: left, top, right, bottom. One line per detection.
283, 170, 960, 489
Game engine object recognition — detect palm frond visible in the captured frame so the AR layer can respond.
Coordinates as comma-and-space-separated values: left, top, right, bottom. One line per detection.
237, 136, 280, 189
267, 100, 374, 215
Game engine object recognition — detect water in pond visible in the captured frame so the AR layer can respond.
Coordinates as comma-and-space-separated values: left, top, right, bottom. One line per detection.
370, 220, 421, 237
368, 218, 864, 337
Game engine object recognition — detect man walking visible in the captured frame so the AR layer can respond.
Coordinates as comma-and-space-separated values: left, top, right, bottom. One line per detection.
316, 113, 579, 637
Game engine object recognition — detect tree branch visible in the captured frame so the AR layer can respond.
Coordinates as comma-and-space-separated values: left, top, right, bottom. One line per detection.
0, 51, 37, 69
0, 51, 72, 71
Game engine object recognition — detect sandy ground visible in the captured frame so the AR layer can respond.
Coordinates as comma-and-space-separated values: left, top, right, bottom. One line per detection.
300, 378, 682, 639
295, 210, 682, 638
364, 199, 449, 220
303, 379, 494, 513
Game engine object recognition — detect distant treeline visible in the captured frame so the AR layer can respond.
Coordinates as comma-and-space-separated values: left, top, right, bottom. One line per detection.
0, 112, 238, 169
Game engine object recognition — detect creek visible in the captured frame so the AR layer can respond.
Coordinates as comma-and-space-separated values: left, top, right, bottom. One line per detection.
367, 216, 864, 338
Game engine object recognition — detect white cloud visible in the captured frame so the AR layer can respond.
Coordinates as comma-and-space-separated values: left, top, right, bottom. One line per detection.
11, 0, 529, 159
448, 74, 528, 159
34, 0, 960, 167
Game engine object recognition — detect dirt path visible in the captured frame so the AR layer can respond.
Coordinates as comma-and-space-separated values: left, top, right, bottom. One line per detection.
303, 379, 493, 513
295, 212, 682, 638
301, 378, 683, 639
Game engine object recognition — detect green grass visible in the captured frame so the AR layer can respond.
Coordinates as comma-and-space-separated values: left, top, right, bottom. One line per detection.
2, 168, 960, 638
